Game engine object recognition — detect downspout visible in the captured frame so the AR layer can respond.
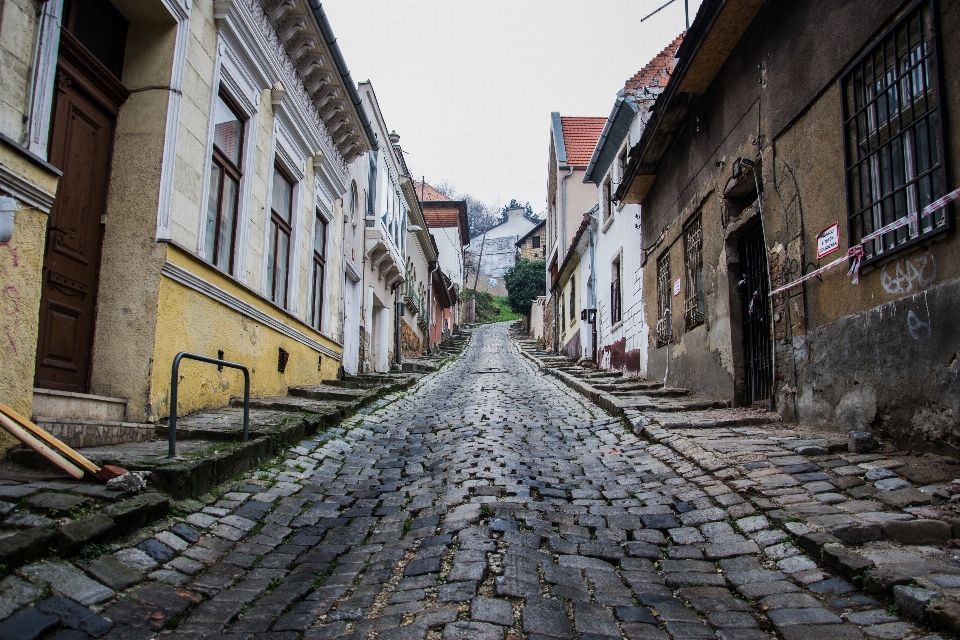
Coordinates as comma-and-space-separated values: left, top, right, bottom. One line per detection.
394, 287, 403, 369
339, 212, 347, 377
22, 0, 57, 149
588, 219, 597, 362
427, 261, 438, 351
556, 167, 573, 356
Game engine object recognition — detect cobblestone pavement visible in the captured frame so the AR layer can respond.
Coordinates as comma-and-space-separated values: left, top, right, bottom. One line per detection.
0, 323, 951, 640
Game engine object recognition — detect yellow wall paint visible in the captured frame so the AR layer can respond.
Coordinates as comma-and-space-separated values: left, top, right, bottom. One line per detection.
148, 244, 342, 420
0, 142, 59, 453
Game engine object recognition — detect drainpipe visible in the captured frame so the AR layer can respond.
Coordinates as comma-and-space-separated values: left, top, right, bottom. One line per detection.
394, 288, 403, 370
588, 218, 597, 362
560, 167, 574, 263
426, 261, 438, 351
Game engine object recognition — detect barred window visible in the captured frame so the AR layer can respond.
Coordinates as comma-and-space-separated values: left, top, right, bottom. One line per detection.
684, 215, 705, 329
610, 255, 622, 324
569, 276, 576, 324
842, 0, 949, 262
656, 251, 671, 348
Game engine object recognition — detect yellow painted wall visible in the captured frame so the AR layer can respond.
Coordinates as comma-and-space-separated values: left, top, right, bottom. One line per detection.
148, 244, 341, 421
0, 143, 59, 452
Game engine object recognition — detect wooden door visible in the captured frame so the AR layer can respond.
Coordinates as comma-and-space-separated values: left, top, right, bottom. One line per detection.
35, 32, 126, 392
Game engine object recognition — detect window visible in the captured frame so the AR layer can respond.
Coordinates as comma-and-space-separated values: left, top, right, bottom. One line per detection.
602, 178, 612, 222
348, 181, 358, 227
569, 276, 576, 324
311, 211, 327, 330
204, 93, 244, 273
611, 255, 622, 324
684, 215, 705, 329
267, 166, 293, 307
842, 0, 948, 262
532, 235, 541, 249
656, 251, 671, 347
616, 146, 628, 186
366, 151, 378, 226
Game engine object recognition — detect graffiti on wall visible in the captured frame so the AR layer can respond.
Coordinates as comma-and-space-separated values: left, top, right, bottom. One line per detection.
880, 252, 936, 295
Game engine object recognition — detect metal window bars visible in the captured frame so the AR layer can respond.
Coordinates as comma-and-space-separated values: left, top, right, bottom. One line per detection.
841, 0, 949, 262
656, 252, 671, 347
684, 216, 705, 329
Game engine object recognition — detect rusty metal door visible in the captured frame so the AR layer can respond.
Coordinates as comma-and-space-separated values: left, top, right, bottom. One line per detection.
739, 225, 772, 404
35, 36, 123, 392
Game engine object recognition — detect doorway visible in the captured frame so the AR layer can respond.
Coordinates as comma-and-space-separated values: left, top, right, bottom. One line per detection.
738, 224, 772, 404
35, 27, 128, 392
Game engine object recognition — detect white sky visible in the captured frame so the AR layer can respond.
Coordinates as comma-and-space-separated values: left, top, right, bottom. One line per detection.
323, 0, 702, 214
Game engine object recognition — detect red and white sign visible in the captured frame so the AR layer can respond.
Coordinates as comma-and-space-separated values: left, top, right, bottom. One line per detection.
673, 277, 681, 296
816, 222, 840, 259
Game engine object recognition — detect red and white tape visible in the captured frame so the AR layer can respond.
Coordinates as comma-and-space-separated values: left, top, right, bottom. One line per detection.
769, 187, 960, 297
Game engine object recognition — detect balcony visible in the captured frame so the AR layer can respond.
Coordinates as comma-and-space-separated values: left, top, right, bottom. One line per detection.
365, 227, 405, 290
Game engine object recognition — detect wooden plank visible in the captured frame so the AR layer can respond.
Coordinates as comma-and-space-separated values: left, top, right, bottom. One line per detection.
0, 401, 100, 476
0, 412, 84, 479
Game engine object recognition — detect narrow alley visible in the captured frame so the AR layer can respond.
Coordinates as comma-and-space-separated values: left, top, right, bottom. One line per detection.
2, 322, 954, 640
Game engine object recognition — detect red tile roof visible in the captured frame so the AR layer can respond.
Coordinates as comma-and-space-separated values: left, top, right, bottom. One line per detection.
414, 180, 452, 202
423, 201, 470, 246
625, 34, 684, 98
560, 117, 607, 166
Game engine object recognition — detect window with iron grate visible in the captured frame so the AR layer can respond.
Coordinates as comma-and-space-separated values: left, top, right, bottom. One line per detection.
611, 255, 622, 325
684, 215, 705, 329
569, 275, 576, 324
656, 251, 671, 347
841, 0, 949, 263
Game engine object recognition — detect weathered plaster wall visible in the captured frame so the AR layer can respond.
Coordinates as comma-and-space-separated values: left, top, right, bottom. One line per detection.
638, 0, 960, 442
90, 16, 177, 419
0, 204, 47, 452
149, 245, 340, 420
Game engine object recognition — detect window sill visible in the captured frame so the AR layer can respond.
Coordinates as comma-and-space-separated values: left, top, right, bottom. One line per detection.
601, 214, 615, 234
610, 319, 624, 333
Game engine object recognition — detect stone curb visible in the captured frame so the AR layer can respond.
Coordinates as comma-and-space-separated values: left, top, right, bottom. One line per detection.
0, 492, 169, 572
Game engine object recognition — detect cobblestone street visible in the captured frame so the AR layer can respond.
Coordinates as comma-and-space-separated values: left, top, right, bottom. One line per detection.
1, 322, 953, 640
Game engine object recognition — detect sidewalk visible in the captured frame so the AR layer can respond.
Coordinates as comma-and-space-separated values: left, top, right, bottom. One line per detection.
515, 328, 960, 637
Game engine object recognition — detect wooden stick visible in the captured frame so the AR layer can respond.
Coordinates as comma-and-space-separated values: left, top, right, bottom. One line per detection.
0, 412, 84, 479
0, 401, 100, 476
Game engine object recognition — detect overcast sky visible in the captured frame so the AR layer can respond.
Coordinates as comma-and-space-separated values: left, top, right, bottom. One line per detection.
323, 0, 702, 214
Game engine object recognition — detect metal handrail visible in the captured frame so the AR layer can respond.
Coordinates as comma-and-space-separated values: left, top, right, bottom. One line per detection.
169, 352, 249, 458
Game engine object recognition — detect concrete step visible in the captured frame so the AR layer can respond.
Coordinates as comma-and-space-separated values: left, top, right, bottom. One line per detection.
288, 385, 372, 402
615, 397, 729, 412
232, 395, 357, 415
32, 388, 127, 422
610, 387, 690, 398
593, 380, 664, 392
34, 417, 155, 448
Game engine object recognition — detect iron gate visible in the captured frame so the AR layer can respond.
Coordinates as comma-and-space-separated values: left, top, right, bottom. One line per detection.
739, 225, 772, 404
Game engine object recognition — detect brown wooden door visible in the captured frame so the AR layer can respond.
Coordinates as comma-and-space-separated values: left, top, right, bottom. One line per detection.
35, 34, 125, 392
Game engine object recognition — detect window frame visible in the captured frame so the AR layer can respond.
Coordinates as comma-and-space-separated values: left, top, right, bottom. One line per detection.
311, 209, 327, 331
840, 0, 950, 264
611, 254, 622, 325
684, 214, 705, 330
569, 276, 576, 324
268, 165, 294, 308
205, 91, 245, 274
656, 250, 672, 348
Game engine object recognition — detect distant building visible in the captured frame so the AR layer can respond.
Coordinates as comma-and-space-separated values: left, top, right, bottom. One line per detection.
516, 220, 546, 262
465, 207, 537, 296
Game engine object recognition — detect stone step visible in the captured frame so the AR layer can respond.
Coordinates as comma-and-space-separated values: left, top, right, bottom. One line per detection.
232, 395, 357, 415
34, 417, 155, 449
616, 398, 729, 412
593, 380, 664, 391
32, 388, 128, 422
610, 387, 690, 398
288, 385, 372, 402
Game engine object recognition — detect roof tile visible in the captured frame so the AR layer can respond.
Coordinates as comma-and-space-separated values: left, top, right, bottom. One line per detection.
560, 117, 608, 166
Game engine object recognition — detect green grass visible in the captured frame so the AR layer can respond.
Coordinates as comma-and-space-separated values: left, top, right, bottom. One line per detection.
465, 290, 521, 324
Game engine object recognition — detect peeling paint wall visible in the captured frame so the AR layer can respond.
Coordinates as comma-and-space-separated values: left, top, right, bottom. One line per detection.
636, 0, 960, 446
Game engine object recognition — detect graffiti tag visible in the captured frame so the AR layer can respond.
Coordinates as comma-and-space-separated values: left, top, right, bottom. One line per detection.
881, 253, 936, 295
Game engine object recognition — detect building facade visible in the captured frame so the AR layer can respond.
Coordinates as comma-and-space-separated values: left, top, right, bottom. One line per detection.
618, 0, 960, 450
581, 37, 683, 375
1, 0, 376, 451
544, 114, 605, 353
516, 219, 546, 262
465, 206, 537, 296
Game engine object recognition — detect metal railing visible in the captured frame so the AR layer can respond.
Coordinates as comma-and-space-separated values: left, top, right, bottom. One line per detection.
169, 352, 249, 458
